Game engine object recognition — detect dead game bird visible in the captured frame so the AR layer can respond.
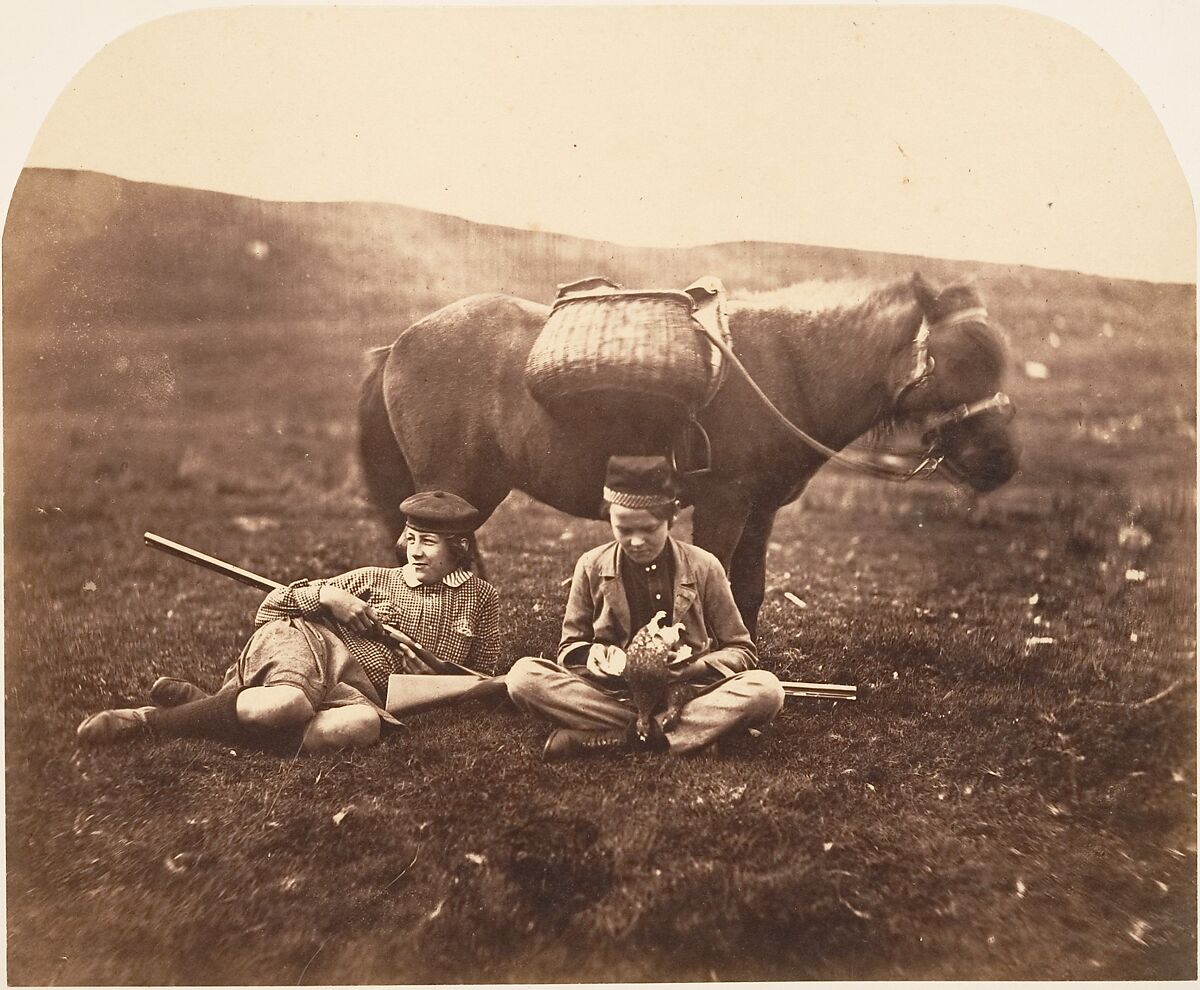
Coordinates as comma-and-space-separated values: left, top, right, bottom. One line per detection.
623, 611, 693, 742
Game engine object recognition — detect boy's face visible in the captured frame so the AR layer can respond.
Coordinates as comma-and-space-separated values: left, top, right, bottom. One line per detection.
609, 504, 670, 565
400, 528, 460, 585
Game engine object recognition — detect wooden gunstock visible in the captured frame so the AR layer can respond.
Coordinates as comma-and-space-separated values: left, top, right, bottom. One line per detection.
781, 681, 857, 701
143, 532, 450, 671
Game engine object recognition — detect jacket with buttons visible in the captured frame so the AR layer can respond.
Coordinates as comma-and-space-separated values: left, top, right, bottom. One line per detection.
558, 537, 757, 680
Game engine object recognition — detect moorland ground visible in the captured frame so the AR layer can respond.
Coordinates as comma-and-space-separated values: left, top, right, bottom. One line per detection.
4, 177, 1197, 981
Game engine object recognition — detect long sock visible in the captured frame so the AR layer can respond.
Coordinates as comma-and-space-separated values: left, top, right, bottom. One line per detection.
146, 686, 307, 753
146, 686, 248, 741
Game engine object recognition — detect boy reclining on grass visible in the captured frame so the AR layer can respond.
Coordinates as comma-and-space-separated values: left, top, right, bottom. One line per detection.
507, 456, 784, 761
76, 491, 500, 753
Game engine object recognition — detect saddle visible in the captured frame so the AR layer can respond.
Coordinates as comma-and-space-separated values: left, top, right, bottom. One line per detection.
524, 275, 732, 476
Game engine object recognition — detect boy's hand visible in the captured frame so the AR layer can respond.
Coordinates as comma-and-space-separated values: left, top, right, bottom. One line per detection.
586, 644, 627, 681
319, 585, 383, 636
668, 657, 710, 683
390, 640, 421, 665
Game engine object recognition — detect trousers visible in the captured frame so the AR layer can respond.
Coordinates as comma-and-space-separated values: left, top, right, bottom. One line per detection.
223, 617, 401, 726
505, 656, 784, 754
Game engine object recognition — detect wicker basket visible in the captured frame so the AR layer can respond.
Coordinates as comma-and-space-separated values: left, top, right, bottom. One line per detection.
525, 282, 714, 414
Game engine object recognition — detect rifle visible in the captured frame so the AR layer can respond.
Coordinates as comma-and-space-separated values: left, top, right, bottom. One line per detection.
143, 532, 456, 673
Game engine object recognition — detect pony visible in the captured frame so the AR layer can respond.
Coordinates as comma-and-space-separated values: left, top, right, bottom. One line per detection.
358, 272, 1019, 635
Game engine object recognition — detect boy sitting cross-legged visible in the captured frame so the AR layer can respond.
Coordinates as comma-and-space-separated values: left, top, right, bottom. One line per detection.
507, 456, 784, 761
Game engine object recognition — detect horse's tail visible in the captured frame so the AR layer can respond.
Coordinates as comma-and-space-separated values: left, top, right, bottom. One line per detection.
358, 344, 413, 539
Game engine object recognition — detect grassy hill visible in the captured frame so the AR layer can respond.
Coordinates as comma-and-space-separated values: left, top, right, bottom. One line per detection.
7, 167, 1185, 329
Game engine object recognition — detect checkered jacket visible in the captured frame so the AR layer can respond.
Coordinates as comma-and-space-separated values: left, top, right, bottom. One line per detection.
255, 565, 502, 695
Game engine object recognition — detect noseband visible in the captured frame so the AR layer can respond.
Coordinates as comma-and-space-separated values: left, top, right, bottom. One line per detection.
923, 391, 1014, 435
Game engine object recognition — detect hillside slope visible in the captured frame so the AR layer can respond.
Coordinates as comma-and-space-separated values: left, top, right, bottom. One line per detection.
7, 167, 1182, 329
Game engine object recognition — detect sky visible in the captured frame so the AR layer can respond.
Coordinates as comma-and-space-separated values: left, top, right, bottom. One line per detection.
3, 1, 1198, 283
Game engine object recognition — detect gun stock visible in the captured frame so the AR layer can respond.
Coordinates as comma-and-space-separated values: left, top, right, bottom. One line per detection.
143, 532, 450, 672
781, 681, 857, 701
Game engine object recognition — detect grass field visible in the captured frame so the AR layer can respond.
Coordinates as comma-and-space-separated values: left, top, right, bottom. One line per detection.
4, 261, 1197, 981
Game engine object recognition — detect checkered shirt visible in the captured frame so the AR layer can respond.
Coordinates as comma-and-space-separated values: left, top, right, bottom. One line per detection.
255, 565, 502, 696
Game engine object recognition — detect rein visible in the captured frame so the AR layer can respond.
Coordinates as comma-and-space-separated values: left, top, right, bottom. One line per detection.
692, 305, 1010, 484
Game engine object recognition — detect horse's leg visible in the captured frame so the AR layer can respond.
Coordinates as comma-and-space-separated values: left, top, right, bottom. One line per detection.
465, 533, 488, 580
357, 348, 415, 540
368, 448, 415, 552
726, 503, 778, 639
690, 482, 753, 572
461, 493, 507, 582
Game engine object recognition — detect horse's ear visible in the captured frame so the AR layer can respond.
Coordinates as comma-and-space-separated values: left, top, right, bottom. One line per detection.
950, 271, 981, 294
943, 272, 985, 309
911, 271, 940, 311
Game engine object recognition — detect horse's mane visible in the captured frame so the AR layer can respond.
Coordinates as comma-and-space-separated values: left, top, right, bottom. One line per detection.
729, 276, 1008, 367
728, 276, 1009, 445
726, 278, 916, 445
728, 277, 907, 317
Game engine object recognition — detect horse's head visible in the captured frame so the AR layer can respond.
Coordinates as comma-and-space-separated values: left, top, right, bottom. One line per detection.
894, 273, 1020, 492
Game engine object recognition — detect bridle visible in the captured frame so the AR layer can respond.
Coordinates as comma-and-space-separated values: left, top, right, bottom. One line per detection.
892, 306, 986, 407
884, 304, 1015, 480
686, 301, 1014, 484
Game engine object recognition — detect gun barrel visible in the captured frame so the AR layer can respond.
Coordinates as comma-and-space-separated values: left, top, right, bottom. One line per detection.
144, 532, 281, 592
781, 681, 857, 701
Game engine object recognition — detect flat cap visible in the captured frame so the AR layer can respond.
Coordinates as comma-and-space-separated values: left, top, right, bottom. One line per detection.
399, 490, 480, 534
603, 455, 679, 509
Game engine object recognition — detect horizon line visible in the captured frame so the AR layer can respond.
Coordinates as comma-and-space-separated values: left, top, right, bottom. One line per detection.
13, 164, 1197, 289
